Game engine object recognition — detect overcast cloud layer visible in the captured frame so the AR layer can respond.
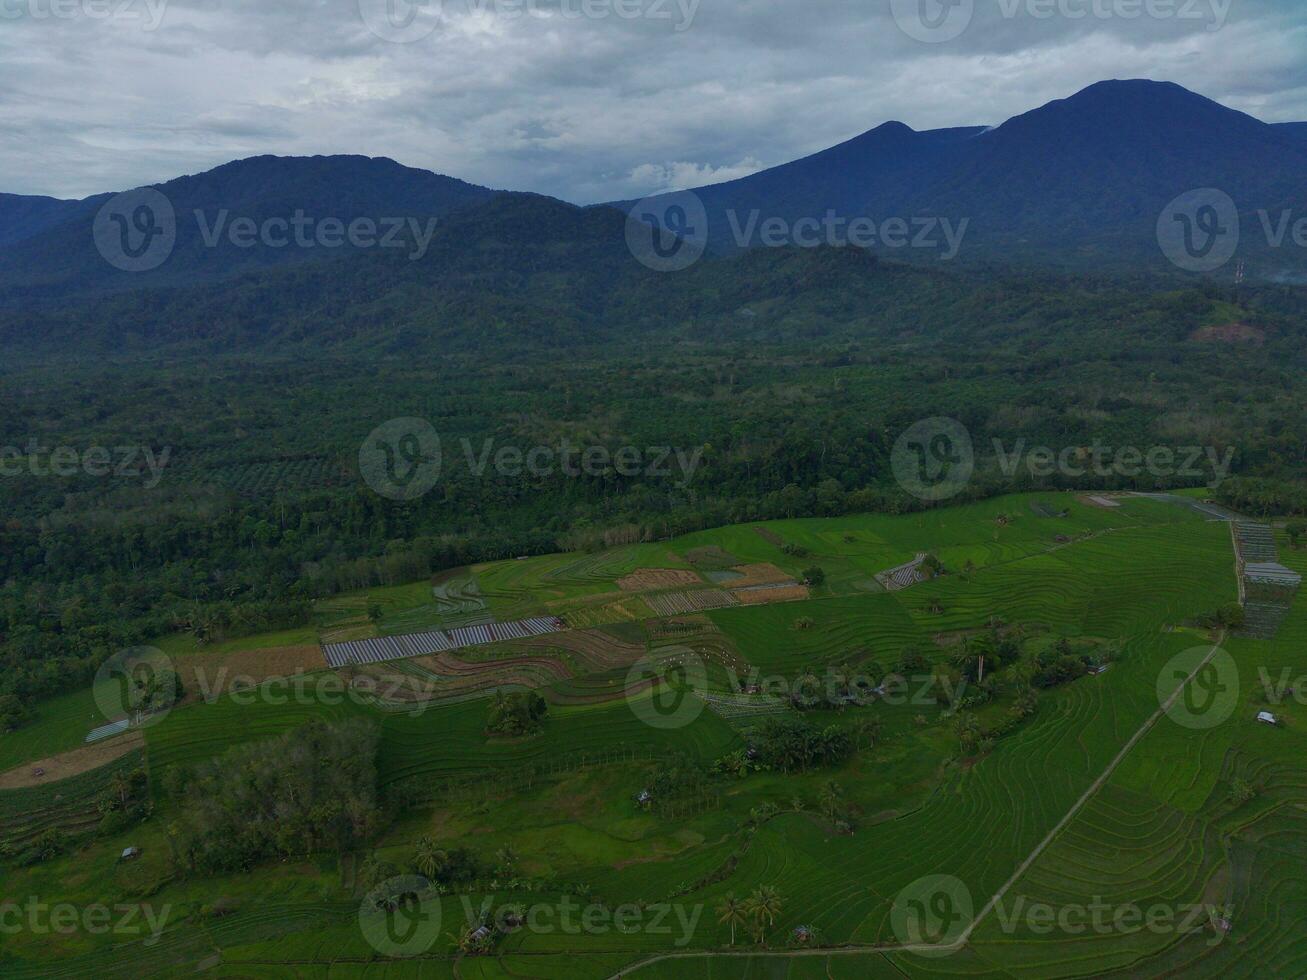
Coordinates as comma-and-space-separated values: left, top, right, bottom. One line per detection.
2, 0, 1305, 203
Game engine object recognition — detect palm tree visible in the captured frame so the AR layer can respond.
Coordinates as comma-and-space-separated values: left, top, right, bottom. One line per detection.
495, 845, 518, 875
716, 893, 747, 946
109, 770, 132, 808
748, 886, 783, 945
830, 663, 852, 705
818, 780, 843, 820
954, 712, 981, 755
413, 836, 447, 880
856, 717, 884, 749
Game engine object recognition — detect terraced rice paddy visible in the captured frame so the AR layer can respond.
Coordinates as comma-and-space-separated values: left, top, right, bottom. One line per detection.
13, 492, 1307, 979
0, 748, 146, 845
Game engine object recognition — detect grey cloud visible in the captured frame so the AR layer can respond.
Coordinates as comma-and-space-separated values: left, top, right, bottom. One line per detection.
0, 0, 1304, 202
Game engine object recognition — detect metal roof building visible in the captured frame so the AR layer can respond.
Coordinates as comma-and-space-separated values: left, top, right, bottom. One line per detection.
1243, 562, 1303, 588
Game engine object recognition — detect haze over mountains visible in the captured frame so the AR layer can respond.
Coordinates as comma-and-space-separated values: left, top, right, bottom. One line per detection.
1, 79, 1305, 308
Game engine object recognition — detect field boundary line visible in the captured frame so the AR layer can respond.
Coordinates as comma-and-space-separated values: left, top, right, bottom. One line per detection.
954, 630, 1227, 947
606, 632, 1228, 978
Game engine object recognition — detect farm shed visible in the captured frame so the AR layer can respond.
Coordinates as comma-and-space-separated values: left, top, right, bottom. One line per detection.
121, 846, 141, 861
1257, 711, 1278, 725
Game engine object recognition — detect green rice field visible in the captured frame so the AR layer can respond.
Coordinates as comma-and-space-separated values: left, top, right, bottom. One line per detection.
6, 492, 1307, 978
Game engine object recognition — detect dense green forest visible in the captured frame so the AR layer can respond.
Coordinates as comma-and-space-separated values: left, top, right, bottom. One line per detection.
3, 233, 1307, 724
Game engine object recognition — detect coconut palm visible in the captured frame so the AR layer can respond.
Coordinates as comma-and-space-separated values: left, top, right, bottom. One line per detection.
413, 835, 448, 880
747, 886, 783, 944
818, 780, 843, 820
109, 769, 132, 808
856, 717, 884, 749
716, 892, 747, 946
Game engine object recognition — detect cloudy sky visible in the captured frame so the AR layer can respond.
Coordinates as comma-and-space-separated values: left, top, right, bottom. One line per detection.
2, 0, 1305, 203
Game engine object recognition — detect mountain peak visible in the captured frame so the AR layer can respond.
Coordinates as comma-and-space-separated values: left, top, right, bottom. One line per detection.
992, 78, 1267, 145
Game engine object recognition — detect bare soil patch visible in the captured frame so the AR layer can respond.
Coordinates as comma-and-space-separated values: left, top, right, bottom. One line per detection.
1191, 322, 1265, 345
727, 563, 794, 588
178, 644, 327, 694
0, 731, 144, 790
732, 584, 811, 605
617, 568, 704, 592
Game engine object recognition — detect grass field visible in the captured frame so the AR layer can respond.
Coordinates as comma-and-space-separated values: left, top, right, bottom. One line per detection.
8, 492, 1307, 978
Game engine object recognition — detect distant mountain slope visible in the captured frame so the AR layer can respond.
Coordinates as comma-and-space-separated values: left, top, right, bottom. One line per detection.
0, 191, 964, 357
4, 79, 1307, 308
612, 122, 989, 225
0, 192, 105, 248
616, 80, 1307, 275
0, 155, 500, 302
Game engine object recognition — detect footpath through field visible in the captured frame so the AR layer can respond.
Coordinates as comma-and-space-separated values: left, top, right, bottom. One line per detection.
605, 632, 1229, 978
